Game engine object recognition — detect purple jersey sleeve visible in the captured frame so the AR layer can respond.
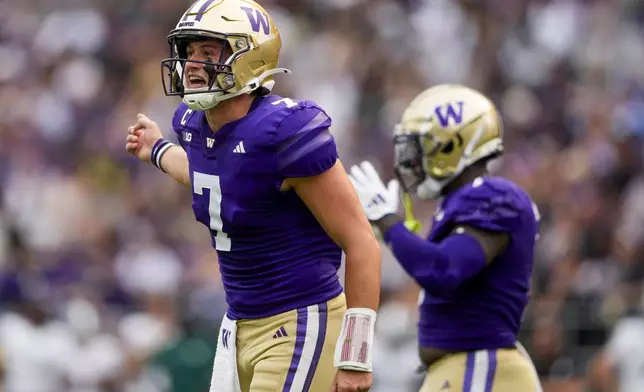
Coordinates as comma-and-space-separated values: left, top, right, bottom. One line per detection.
384, 222, 487, 297
449, 179, 524, 233
273, 105, 337, 178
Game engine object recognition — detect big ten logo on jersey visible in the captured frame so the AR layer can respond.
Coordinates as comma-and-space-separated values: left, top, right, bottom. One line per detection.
240, 6, 269, 34
434, 101, 464, 128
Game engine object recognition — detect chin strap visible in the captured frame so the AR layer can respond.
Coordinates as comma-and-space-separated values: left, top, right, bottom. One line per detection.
217, 67, 292, 102
184, 68, 292, 110
402, 192, 422, 233
334, 308, 377, 372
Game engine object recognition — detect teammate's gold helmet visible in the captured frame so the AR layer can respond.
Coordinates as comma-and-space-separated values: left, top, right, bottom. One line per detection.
393, 84, 504, 200
161, 0, 290, 111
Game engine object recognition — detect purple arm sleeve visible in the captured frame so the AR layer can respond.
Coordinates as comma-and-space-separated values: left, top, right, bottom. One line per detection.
384, 222, 487, 297
274, 107, 338, 178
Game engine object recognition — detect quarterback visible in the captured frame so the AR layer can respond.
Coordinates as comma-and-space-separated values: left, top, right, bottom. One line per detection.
124, 1, 381, 391
349, 85, 543, 391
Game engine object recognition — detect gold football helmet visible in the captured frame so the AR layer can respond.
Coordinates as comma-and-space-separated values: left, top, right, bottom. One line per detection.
161, 0, 290, 110
393, 84, 504, 200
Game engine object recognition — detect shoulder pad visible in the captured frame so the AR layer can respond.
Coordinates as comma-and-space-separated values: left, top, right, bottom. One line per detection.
271, 99, 331, 141
446, 177, 526, 233
258, 97, 328, 132
265, 97, 336, 178
233, 96, 326, 145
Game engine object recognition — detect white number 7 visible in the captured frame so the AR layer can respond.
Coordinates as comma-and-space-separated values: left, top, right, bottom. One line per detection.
193, 172, 232, 251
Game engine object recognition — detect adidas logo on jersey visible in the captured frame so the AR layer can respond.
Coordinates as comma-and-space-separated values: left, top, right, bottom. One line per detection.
233, 141, 246, 154
272, 326, 288, 339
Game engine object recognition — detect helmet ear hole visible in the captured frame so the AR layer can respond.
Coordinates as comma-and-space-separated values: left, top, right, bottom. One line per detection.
441, 140, 454, 154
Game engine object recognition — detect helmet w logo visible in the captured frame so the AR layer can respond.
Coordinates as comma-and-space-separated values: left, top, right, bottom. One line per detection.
434, 101, 464, 128
241, 6, 270, 34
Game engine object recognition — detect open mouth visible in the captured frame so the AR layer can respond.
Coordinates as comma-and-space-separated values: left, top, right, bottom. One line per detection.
186, 74, 208, 89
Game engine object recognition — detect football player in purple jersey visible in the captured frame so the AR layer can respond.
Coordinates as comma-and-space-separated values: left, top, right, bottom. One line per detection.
349, 85, 543, 391
125, 1, 380, 391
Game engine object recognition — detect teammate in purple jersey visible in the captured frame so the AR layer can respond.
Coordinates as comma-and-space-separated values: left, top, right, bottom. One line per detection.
349, 85, 543, 391
124, 1, 381, 392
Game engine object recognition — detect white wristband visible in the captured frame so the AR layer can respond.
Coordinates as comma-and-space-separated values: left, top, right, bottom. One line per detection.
334, 307, 377, 372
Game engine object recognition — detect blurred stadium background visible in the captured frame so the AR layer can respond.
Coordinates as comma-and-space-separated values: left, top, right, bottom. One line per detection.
1, 0, 644, 391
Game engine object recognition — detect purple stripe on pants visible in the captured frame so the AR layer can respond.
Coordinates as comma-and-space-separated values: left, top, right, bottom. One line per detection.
282, 306, 308, 392
463, 351, 476, 392
302, 303, 327, 391
484, 350, 497, 392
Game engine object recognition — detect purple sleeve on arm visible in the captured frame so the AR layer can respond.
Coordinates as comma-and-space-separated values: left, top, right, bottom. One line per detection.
275, 107, 338, 178
384, 222, 487, 297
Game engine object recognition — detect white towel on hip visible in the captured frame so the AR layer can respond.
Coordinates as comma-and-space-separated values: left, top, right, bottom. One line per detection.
210, 314, 241, 392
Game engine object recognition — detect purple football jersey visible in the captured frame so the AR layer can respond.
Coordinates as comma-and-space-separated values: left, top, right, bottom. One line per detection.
171, 95, 343, 320
419, 177, 539, 350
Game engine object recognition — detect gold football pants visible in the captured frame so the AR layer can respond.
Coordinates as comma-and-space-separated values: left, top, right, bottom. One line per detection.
419, 344, 542, 392
235, 293, 346, 392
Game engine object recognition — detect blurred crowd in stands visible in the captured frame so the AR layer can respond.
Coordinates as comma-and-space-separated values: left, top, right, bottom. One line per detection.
1, 0, 644, 391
